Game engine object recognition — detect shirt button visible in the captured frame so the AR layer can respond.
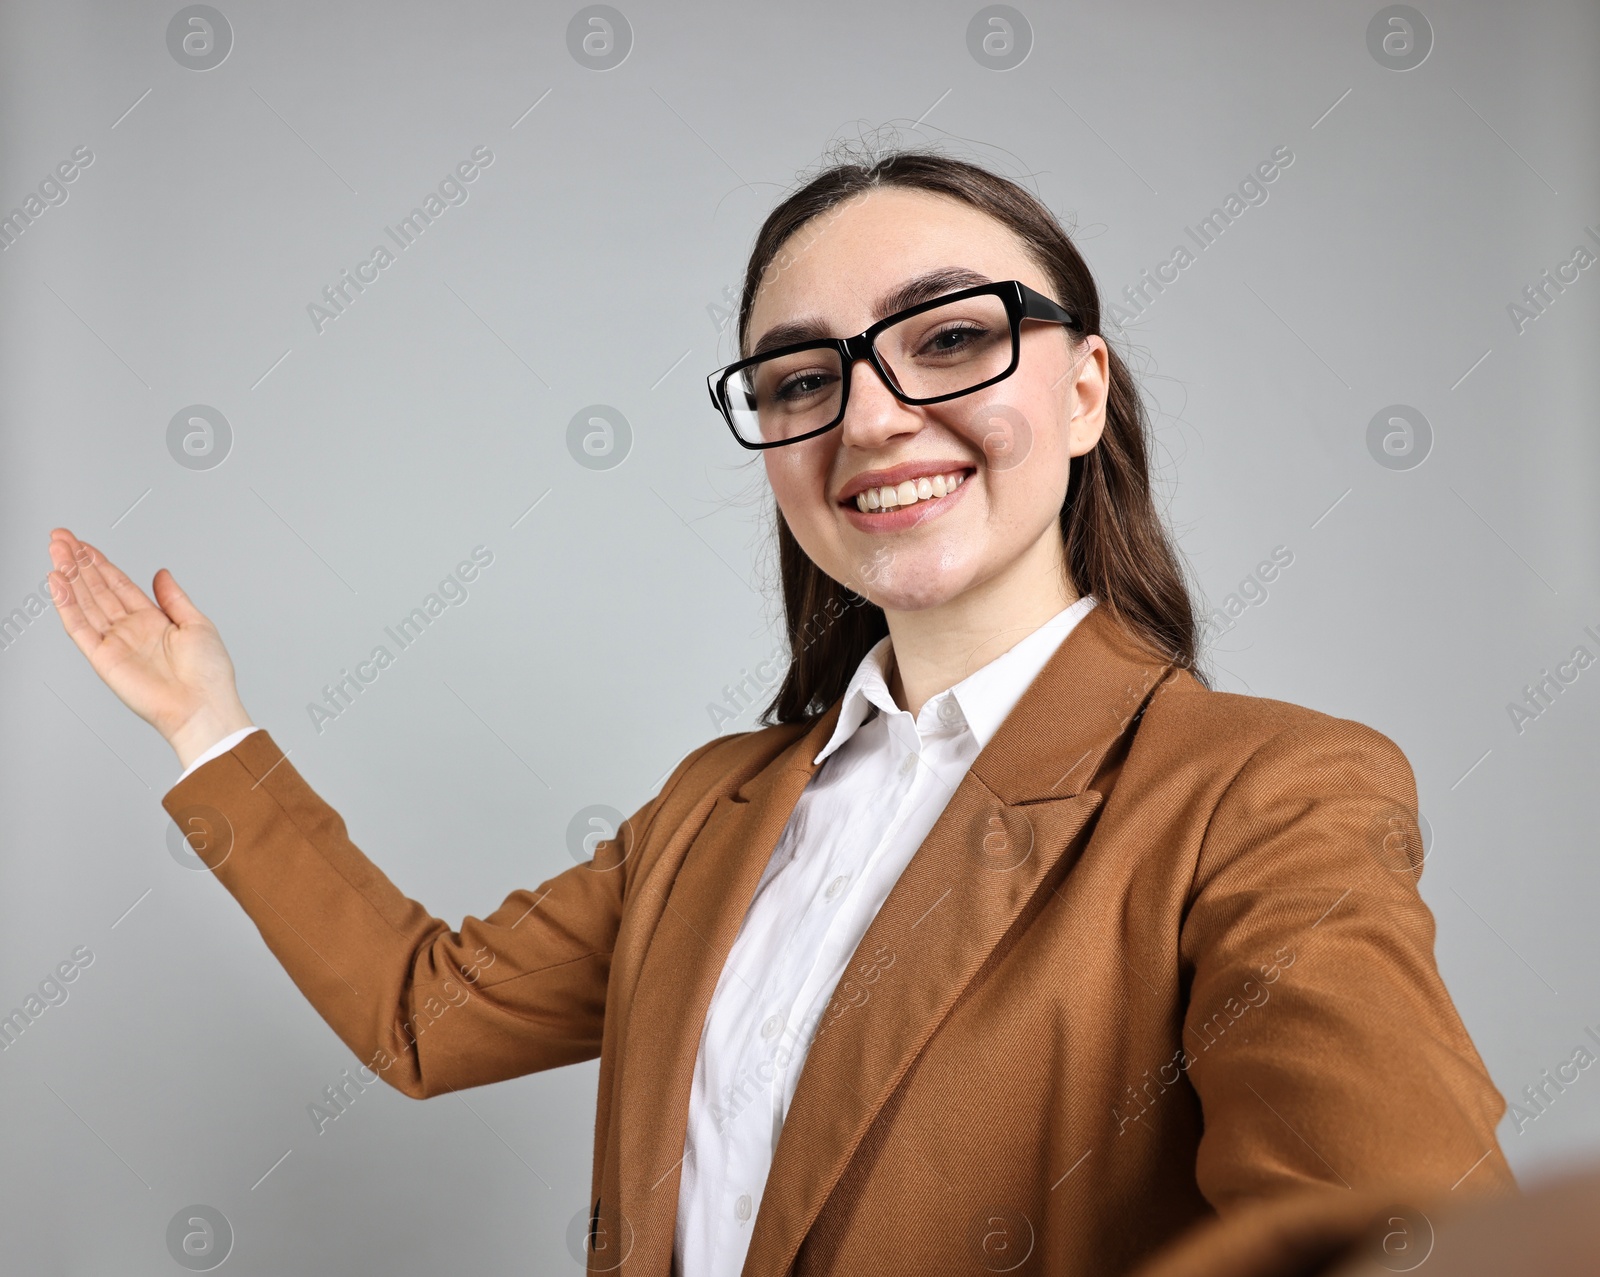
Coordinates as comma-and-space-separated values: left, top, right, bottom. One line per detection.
735, 1193, 753, 1221
761, 1013, 783, 1039
825, 873, 850, 899
899, 754, 916, 777
938, 698, 961, 724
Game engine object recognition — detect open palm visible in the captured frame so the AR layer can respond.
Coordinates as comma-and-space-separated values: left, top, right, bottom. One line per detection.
47, 527, 251, 757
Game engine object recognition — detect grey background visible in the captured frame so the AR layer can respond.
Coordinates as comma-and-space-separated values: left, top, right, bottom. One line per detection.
2, 0, 1597, 1271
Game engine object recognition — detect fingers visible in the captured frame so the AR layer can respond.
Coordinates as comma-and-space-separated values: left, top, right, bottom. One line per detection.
46, 527, 206, 660
76, 539, 158, 618
46, 533, 90, 603
47, 532, 111, 633
57, 533, 131, 625
46, 540, 105, 661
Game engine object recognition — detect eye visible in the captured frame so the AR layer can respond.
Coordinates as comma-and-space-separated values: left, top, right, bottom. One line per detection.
919, 322, 988, 358
775, 369, 835, 401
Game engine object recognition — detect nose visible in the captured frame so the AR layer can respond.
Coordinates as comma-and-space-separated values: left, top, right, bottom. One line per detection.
837, 352, 926, 450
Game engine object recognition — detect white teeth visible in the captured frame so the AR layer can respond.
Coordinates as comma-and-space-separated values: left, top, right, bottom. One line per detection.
851, 471, 968, 514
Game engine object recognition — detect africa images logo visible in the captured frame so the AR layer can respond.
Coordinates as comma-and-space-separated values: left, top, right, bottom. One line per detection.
305, 146, 495, 334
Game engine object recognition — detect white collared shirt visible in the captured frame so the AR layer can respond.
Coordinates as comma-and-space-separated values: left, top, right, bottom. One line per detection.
174, 596, 1101, 1276
675, 594, 1098, 1277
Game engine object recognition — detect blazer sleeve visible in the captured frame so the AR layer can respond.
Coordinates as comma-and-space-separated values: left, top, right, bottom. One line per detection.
159, 727, 718, 1099
1134, 717, 1517, 1277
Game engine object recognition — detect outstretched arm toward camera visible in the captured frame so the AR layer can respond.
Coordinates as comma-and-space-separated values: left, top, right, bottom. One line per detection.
1132, 720, 1515, 1277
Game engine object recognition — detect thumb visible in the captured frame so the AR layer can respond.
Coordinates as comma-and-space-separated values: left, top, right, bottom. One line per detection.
152, 568, 208, 628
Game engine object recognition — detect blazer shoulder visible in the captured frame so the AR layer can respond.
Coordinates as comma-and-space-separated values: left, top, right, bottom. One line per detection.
1145, 666, 1413, 783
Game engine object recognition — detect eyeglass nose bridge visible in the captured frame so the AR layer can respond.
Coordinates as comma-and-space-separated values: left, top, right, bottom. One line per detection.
835, 330, 907, 403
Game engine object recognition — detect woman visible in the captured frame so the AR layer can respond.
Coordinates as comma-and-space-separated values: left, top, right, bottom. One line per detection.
47, 149, 1513, 1276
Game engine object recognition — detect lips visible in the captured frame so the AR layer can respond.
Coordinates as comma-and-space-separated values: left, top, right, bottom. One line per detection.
838, 459, 976, 502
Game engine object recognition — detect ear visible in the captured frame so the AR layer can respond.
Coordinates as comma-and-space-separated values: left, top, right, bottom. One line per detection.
1066, 335, 1110, 457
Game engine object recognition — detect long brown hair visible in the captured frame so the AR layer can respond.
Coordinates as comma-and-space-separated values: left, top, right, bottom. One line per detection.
739, 146, 1211, 724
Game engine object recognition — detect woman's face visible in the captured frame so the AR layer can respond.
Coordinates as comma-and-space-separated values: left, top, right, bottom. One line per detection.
746, 187, 1109, 614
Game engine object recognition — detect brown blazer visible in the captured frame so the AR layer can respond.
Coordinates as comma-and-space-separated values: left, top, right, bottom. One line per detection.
160, 602, 1515, 1276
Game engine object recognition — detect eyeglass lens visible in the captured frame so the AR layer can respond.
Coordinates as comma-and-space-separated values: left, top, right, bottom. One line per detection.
725, 291, 1013, 445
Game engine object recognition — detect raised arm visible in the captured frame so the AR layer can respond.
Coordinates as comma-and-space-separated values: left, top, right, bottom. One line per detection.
45, 526, 714, 1097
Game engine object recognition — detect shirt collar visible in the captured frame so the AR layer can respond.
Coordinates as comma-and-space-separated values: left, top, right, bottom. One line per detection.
812, 595, 1099, 765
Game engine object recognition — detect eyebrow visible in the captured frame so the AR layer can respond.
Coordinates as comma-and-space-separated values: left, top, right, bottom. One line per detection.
748, 266, 995, 357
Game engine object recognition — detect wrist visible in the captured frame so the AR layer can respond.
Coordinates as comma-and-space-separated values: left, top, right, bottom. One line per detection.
168, 702, 255, 771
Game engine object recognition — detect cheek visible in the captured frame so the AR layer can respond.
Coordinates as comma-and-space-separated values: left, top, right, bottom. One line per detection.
983, 425, 1072, 530
960, 391, 1068, 485
764, 450, 829, 533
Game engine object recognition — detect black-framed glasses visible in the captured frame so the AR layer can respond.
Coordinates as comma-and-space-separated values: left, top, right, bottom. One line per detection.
705, 279, 1082, 450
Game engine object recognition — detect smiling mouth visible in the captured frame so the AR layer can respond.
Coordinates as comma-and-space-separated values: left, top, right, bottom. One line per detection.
844, 468, 974, 514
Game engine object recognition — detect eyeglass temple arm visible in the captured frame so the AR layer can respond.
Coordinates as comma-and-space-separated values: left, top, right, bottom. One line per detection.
1020, 285, 1083, 331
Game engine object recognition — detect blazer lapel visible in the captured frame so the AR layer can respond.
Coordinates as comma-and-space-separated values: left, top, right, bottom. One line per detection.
740, 602, 1177, 1275
616, 700, 842, 1274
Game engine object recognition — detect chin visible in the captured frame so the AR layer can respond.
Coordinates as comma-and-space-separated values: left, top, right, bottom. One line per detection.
850, 561, 977, 613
